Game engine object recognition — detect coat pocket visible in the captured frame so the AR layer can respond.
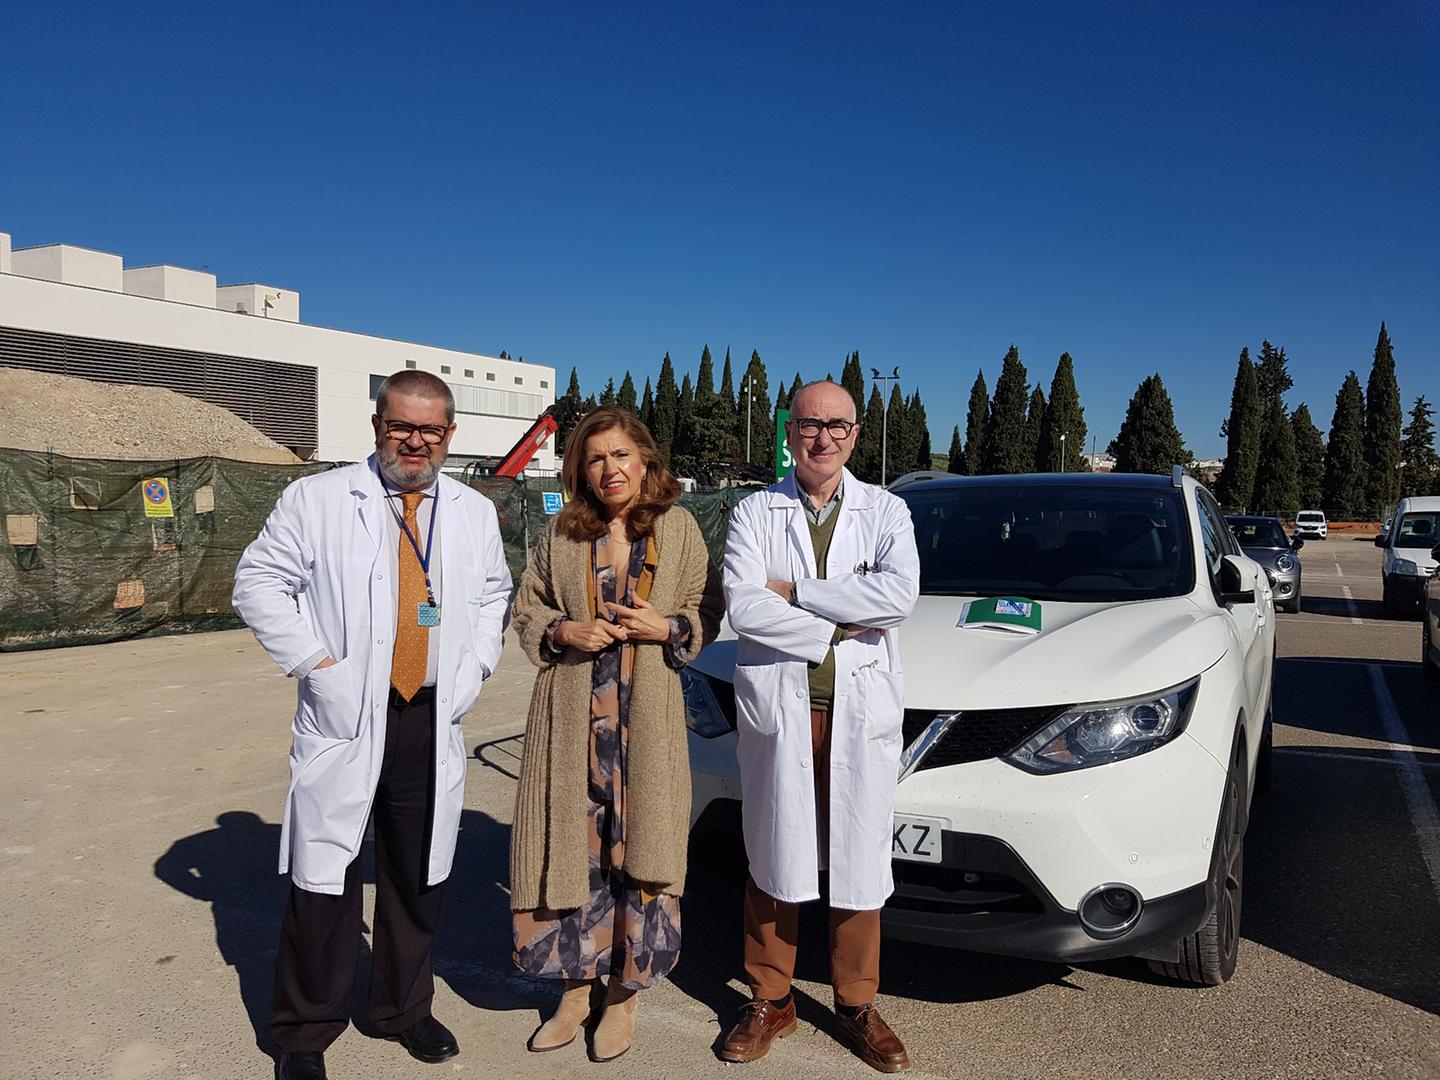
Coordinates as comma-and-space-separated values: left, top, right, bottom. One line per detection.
733, 662, 783, 737
296, 655, 362, 740
862, 667, 905, 742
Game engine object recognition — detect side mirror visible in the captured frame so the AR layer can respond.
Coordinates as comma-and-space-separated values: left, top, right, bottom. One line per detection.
1374, 535, 1387, 548
1218, 554, 1258, 606
1291, 537, 1304, 551
1431, 543, 1440, 564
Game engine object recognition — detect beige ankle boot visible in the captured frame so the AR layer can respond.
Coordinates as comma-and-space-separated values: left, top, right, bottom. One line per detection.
590, 984, 639, 1062
528, 980, 595, 1052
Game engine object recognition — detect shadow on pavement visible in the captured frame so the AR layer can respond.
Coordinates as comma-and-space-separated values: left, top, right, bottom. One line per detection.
1302, 595, 1417, 624
1273, 656, 1440, 752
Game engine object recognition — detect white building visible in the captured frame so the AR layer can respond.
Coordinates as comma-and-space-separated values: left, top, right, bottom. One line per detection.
0, 230, 557, 470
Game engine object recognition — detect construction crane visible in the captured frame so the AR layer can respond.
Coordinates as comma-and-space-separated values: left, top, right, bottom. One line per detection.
460, 405, 559, 483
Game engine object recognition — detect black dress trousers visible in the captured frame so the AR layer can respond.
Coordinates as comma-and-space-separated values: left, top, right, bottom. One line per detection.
270, 689, 448, 1054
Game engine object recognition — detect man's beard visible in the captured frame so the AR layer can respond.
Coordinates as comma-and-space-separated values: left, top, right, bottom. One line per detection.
376, 443, 443, 490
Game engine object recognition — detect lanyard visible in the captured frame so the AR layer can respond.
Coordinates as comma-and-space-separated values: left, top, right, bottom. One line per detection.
382, 482, 439, 606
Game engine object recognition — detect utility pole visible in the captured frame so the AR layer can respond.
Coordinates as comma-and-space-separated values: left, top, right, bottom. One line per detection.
1059, 431, 1067, 473
870, 365, 901, 485
742, 375, 752, 464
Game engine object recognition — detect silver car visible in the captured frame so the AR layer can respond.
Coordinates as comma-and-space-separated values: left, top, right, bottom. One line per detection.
1227, 515, 1303, 613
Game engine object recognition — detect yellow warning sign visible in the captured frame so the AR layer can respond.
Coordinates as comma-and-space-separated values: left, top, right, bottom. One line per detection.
142, 477, 174, 518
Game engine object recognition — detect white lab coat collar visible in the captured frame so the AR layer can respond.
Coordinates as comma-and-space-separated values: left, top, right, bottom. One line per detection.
766, 467, 875, 511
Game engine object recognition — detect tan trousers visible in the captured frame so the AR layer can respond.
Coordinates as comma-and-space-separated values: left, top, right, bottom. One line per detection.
742, 708, 882, 1007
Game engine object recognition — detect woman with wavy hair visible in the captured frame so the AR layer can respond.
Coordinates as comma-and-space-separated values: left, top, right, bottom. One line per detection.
510, 407, 723, 1062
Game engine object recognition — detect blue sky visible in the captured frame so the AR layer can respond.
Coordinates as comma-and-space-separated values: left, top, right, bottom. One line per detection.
2, 2, 1436, 458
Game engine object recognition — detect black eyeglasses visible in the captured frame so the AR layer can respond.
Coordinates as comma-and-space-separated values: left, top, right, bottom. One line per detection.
792, 417, 857, 439
380, 419, 452, 444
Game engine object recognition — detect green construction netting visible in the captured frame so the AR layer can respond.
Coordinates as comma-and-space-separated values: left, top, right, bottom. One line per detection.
0, 450, 744, 651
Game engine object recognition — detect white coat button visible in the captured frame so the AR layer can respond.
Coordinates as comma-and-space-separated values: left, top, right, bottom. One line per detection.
376, 573, 383, 580
440, 759, 447, 766
800, 758, 811, 769
794, 689, 805, 699
441, 697, 448, 705
377, 638, 384, 645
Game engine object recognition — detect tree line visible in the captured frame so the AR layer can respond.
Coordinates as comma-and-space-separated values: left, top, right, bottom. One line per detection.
1213, 323, 1436, 516
945, 347, 1091, 476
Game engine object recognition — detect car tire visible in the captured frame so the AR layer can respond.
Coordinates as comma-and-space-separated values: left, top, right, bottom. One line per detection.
1255, 706, 1274, 796
1423, 623, 1440, 685
1148, 747, 1245, 986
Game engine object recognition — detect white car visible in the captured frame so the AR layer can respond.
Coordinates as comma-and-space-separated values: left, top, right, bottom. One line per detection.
684, 470, 1276, 986
1377, 495, 1440, 616
1294, 510, 1328, 540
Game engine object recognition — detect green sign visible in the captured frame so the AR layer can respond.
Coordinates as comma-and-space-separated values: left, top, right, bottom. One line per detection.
775, 408, 794, 479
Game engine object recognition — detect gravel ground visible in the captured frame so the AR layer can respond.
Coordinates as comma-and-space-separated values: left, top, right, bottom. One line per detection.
0, 367, 300, 463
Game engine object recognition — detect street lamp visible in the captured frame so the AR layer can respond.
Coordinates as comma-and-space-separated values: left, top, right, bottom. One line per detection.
1059, 431, 1067, 474
742, 375, 753, 465
870, 365, 901, 485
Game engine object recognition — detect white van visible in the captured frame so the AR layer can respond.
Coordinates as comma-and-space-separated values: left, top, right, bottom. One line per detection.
1376, 496, 1440, 615
1294, 510, 1328, 539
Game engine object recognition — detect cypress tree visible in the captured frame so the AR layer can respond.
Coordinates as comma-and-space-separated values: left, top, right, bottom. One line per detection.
854, 386, 885, 483
884, 384, 910, 483
696, 345, 716, 401
909, 392, 932, 472
740, 350, 775, 469
1254, 340, 1293, 409
1215, 348, 1262, 510
617, 371, 638, 414
1322, 371, 1367, 516
1109, 374, 1189, 475
599, 377, 617, 408
1024, 385, 1047, 472
961, 370, 989, 475
1291, 403, 1326, 510
553, 368, 585, 455
671, 374, 696, 476
1252, 395, 1300, 513
1400, 396, 1438, 497
566, 367, 581, 399
1036, 352, 1087, 473
788, 372, 804, 408
840, 352, 866, 419
1363, 322, 1403, 514
984, 346, 1030, 474
947, 426, 964, 474
719, 347, 736, 409
639, 377, 654, 429
774, 380, 790, 411
652, 353, 680, 462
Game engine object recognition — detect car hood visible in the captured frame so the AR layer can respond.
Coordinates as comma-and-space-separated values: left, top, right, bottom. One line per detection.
692, 592, 1230, 712
1239, 545, 1298, 569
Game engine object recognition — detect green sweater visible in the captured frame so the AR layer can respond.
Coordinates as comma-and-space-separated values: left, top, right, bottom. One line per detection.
806, 505, 844, 708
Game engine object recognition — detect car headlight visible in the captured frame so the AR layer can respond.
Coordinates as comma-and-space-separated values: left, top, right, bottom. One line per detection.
1394, 559, 1419, 575
1275, 553, 1296, 573
1006, 679, 1200, 774
680, 667, 736, 738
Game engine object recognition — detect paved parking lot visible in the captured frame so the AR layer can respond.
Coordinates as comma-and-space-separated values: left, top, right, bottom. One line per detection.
1, 537, 1437, 1079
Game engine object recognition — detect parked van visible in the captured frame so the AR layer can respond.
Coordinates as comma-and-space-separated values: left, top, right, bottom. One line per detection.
1376, 496, 1440, 615
1294, 510, 1328, 539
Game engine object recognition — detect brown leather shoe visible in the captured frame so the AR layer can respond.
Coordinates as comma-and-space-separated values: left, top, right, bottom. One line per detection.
834, 1004, 911, 1073
718, 997, 798, 1063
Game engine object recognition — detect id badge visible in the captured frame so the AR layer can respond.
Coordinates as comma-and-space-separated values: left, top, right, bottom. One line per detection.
417, 602, 442, 627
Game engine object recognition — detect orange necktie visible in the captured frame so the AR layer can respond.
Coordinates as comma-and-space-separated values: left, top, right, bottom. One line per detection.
390, 492, 428, 700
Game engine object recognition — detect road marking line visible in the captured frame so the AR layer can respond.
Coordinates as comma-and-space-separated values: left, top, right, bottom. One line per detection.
1368, 664, 1440, 904
1334, 562, 1345, 578
1275, 746, 1440, 769
1341, 585, 1363, 624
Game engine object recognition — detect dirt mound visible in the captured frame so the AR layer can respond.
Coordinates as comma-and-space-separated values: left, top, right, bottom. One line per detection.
0, 368, 301, 463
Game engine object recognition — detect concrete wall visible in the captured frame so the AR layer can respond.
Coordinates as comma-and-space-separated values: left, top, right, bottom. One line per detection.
0, 233, 10, 274
11, 244, 124, 292
123, 265, 218, 308
215, 283, 300, 323
0, 272, 557, 470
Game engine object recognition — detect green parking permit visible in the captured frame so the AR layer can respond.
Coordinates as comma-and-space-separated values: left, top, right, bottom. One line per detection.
959, 596, 1042, 635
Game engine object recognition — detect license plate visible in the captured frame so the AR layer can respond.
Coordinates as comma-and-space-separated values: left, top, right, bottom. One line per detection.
892, 814, 945, 864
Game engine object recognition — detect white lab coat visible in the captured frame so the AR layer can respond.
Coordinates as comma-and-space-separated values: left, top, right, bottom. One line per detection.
233, 458, 512, 894
722, 468, 919, 909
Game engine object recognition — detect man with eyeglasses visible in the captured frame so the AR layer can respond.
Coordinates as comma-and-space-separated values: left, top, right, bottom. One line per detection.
720, 380, 920, 1072
234, 369, 511, 1080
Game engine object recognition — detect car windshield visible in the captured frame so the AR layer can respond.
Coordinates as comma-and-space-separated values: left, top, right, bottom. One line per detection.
1297, 512, 1323, 522
1394, 511, 1439, 549
1228, 520, 1289, 548
901, 483, 1195, 602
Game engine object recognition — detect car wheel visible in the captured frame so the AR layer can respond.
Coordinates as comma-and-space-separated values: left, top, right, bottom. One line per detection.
1148, 749, 1245, 986
1423, 622, 1440, 685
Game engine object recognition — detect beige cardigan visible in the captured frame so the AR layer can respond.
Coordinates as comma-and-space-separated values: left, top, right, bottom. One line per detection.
509, 506, 723, 912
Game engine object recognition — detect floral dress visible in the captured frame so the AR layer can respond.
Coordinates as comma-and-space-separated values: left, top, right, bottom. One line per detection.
512, 532, 686, 989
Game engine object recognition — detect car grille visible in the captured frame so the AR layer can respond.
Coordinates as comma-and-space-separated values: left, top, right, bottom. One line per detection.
901, 706, 1068, 772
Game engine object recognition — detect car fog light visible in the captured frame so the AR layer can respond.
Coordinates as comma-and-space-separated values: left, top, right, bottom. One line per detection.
1078, 883, 1143, 939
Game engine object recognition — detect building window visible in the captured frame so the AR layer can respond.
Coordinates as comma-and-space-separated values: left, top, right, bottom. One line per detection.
540, 380, 549, 389
486, 372, 496, 382
514, 377, 523, 386
441, 364, 451, 374
405, 359, 417, 369
369, 374, 385, 400
464, 369, 474, 379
